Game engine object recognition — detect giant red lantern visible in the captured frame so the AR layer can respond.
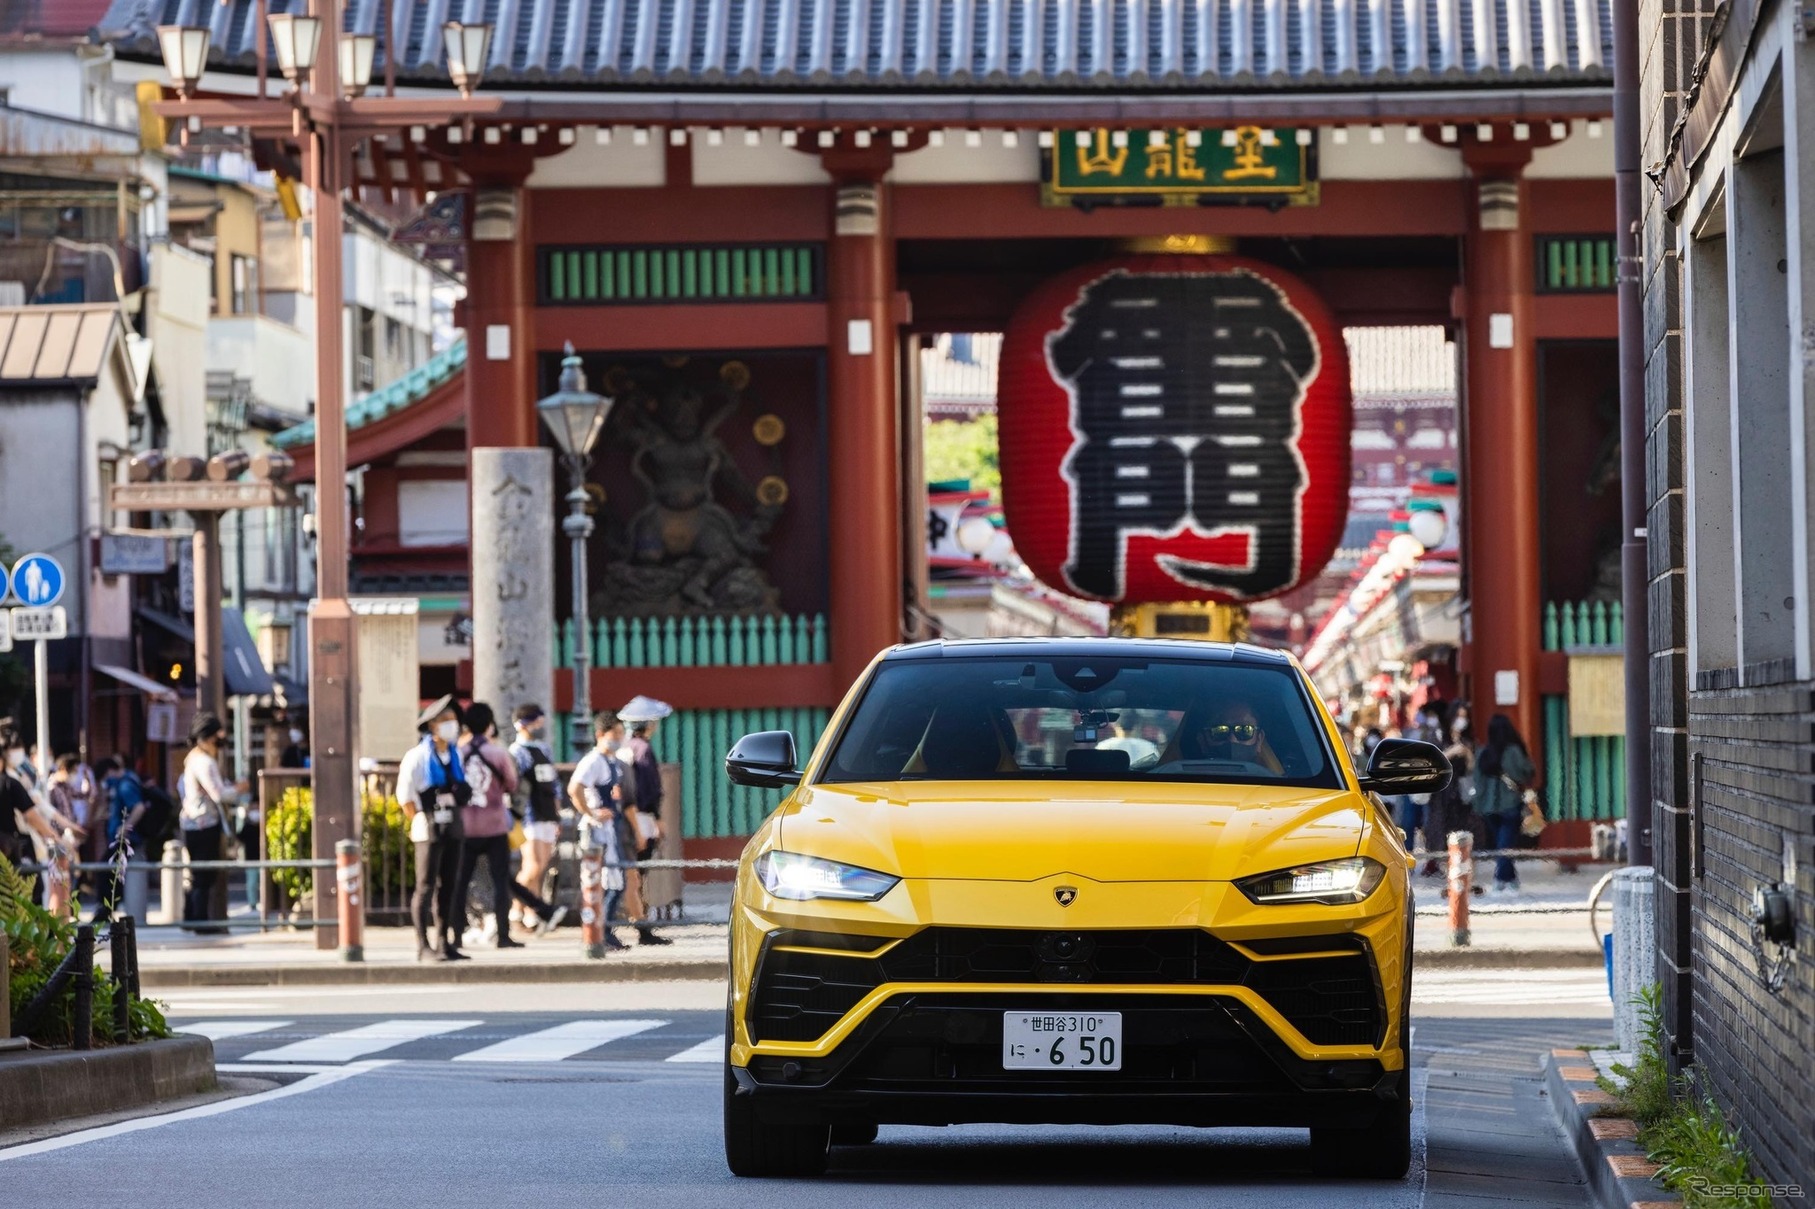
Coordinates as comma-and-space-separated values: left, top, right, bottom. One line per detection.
999, 255, 1352, 605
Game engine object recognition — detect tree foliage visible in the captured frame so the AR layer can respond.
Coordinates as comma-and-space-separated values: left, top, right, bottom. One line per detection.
923, 415, 1000, 500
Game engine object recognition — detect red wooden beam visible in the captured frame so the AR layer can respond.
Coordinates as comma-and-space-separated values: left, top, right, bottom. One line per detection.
552, 664, 844, 714
536, 302, 828, 353
1532, 293, 1619, 340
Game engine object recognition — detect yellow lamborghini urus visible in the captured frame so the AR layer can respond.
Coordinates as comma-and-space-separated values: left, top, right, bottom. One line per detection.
721, 638, 1450, 1179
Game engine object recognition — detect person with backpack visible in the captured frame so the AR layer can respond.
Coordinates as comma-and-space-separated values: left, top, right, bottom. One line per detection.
507, 704, 568, 935
398, 696, 471, 961
96, 755, 150, 924
451, 702, 564, 950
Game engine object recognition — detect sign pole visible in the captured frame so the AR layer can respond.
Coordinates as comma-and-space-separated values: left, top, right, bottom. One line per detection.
33, 638, 49, 794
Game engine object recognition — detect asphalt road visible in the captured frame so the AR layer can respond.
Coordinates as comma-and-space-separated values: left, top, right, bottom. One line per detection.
0, 972, 1612, 1208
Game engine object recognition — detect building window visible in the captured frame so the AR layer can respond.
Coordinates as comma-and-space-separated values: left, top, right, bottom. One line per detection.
230, 254, 259, 315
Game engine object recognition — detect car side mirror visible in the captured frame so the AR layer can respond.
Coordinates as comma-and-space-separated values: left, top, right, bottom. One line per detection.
1358, 738, 1453, 796
725, 730, 801, 789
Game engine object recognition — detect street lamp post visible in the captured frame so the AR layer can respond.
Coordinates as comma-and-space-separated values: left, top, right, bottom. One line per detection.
536, 344, 613, 756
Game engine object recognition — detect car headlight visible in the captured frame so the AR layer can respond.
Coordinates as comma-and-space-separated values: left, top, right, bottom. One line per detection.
753, 851, 900, 902
1235, 857, 1385, 906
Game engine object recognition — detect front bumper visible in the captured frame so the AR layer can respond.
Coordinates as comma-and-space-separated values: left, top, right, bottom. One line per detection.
731, 990, 1401, 1128
727, 871, 1412, 1129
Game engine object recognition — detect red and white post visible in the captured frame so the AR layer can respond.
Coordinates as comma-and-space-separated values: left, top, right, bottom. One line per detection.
579, 843, 606, 959
1446, 830, 1473, 946
335, 838, 364, 962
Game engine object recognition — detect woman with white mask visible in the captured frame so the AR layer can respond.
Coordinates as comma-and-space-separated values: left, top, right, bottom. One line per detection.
396, 696, 471, 961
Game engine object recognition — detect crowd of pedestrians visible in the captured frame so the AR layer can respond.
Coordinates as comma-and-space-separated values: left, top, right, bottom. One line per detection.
3, 690, 676, 951
399, 692, 671, 962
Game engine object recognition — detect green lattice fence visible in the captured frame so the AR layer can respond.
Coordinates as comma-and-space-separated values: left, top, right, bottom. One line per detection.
1541, 600, 1627, 821
556, 613, 829, 669
670, 707, 834, 839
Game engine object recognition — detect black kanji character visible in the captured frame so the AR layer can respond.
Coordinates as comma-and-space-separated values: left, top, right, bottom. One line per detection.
1045, 267, 1317, 600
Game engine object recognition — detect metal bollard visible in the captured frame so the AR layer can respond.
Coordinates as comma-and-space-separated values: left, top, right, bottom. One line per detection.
335, 839, 365, 962
71, 925, 94, 1050
122, 915, 141, 998
44, 842, 72, 920
109, 923, 131, 1041
579, 841, 606, 960
1446, 830, 1473, 947
158, 839, 185, 925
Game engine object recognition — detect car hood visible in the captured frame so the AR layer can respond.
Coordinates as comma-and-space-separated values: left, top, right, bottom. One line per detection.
775, 781, 1367, 883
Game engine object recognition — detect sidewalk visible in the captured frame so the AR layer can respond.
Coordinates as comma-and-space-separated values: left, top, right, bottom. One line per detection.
127, 863, 1606, 985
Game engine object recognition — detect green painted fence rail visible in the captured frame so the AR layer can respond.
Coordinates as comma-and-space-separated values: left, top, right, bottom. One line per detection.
556, 613, 830, 669
541, 243, 821, 305
670, 707, 834, 839
1541, 599, 1626, 822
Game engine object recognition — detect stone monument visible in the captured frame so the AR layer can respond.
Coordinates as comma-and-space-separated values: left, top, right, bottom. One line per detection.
471, 448, 556, 726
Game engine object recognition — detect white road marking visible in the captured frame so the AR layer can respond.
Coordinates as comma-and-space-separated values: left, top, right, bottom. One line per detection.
1412, 969, 1608, 1004
450, 1019, 666, 1063
0, 1062, 391, 1160
242, 1018, 482, 1063
665, 1036, 724, 1063
179, 1020, 293, 1041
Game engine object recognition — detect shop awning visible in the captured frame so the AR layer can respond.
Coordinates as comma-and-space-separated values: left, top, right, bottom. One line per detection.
135, 605, 275, 699
93, 663, 177, 702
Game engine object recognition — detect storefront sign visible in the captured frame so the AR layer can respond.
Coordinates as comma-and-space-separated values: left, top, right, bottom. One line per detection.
999, 255, 1352, 605
100, 533, 171, 575
1046, 127, 1314, 204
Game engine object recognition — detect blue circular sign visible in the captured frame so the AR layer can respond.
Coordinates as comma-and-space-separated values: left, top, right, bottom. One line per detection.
0, 560, 8, 604
11, 553, 65, 608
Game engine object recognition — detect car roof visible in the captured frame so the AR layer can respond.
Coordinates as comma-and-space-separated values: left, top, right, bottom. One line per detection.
881, 636, 1295, 667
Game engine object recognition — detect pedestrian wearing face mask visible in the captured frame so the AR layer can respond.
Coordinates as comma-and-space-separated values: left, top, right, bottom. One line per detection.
397, 696, 470, 961
508, 704, 568, 934
280, 723, 309, 770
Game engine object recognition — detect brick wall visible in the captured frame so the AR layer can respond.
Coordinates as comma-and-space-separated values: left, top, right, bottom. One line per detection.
1641, 0, 1815, 1192
1638, 0, 1695, 1070
1683, 690, 1815, 1189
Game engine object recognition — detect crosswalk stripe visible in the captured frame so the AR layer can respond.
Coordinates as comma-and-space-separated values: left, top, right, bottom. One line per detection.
183, 1020, 294, 1041
665, 1037, 723, 1063
243, 1019, 483, 1063
451, 1019, 666, 1063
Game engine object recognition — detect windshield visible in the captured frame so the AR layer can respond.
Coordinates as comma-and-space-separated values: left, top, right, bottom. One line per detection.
818, 655, 1342, 789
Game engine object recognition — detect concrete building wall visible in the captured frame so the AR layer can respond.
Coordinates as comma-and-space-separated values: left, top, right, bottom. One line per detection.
1644, 0, 1815, 1191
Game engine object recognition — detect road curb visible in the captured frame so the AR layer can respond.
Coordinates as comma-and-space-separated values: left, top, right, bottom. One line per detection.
139, 959, 726, 988
1543, 1050, 1682, 1209
0, 1035, 216, 1131
1414, 947, 1604, 968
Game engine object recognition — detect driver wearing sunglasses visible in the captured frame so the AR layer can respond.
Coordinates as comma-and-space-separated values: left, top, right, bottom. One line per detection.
1191, 703, 1284, 774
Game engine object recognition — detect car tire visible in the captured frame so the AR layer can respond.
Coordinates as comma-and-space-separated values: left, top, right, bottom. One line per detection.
830, 1121, 879, 1146
722, 1004, 830, 1177
1309, 1068, 1412, 1180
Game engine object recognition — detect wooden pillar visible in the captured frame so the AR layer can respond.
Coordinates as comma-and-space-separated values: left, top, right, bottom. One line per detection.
191, 513, 224, 719
1461, 142, 1544, 759
822, 146, 904, 687
463, 180, 538, 450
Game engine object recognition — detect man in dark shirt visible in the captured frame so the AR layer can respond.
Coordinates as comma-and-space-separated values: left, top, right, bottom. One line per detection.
618, 696, 673, 947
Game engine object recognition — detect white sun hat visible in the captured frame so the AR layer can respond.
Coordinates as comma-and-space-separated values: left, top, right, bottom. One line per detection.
618, 695, 674, 723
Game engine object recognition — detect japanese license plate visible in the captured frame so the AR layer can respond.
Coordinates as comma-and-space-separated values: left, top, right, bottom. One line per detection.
1002, 1011, 1122, 1071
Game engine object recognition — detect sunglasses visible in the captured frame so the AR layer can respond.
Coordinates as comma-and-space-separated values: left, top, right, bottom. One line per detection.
1202, 723, 1259, 743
